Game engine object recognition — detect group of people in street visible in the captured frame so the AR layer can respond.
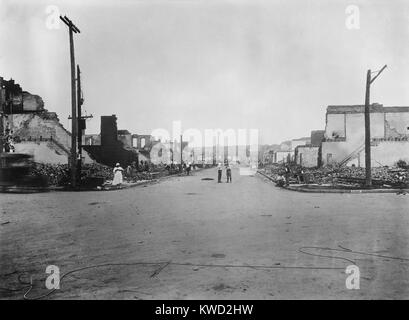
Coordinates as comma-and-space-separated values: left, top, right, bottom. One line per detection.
217, 162, 232, 183
165, 161, 197, 175
113, 160, 232, 187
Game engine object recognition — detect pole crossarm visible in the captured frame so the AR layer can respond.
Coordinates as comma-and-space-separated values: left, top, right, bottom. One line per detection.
59, 15, 81, 33
370, 64, 387, 84
69, 115, 93, 120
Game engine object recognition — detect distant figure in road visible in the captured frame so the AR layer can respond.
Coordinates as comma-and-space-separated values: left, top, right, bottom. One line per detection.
226, 163, 232, 183
284, 165, 290, 186
113, 163, 124, 186
217, 163, 223, 183
296, 167, 304, 184
126, 165, 132, 181
186, 162, 191, 175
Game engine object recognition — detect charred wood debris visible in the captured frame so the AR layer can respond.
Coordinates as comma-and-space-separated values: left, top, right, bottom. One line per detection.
28, 163, 175, 188
260, 162, 409, 189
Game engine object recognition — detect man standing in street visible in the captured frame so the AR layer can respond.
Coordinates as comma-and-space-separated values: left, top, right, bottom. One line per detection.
217, 163, 223, 183
226, 163, 232, 183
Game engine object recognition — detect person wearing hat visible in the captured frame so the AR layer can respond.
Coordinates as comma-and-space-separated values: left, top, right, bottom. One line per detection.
113, 163, 124, 186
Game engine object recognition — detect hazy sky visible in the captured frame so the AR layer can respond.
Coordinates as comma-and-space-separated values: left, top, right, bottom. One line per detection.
1, 0, 409, 144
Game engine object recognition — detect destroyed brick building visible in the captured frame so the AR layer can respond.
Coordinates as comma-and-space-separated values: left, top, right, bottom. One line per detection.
83, 115, 138, 167
131, 134, 161, 162
274, 104, 409, 169
85, 122, 203, 166
0, 76, 93, 164
321, 104, 409, 167
294, 130, 325, 167
85, 123, 166, 165
272, 137, 311, 164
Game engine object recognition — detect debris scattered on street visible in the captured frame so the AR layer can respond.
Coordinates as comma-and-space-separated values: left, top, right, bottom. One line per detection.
260, 163, 409, 189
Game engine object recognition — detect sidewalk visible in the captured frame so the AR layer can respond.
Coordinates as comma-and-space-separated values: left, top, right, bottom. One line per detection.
1, 171, 182, 193
257, 170, 409, 194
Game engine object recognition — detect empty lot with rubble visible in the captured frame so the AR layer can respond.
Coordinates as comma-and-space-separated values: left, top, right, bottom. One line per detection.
1, 167, 409, 299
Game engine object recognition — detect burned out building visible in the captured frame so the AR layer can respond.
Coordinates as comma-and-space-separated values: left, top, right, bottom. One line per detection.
273, 137, 310, 164
84, 133, 101, 146
321, 104, 409, 167
85, 123, 179, 165
83, 115, 138, 167
0, 76, 93, 164
131, 134, 161, 163
294, 130, 324, 167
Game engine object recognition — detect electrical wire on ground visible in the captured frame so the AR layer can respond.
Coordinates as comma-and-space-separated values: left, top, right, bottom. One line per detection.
2, 244, 409, 300
299, 245, 409, 264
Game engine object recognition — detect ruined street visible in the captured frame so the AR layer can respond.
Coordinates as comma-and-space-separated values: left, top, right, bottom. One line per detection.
1, 167, 409, 300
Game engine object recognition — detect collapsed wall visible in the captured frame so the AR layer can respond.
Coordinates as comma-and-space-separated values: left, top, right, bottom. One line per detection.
2, 86, 93, 164
6, 111, 93, 164
321, 105, 409, 167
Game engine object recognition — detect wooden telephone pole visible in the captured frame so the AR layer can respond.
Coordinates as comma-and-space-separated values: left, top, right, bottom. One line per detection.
180, 134, 183, 172
60, 15, 80, 188
0, 77, 3, 156
77, 64, 82, 179
364, 70, 372, 187
364, 65, 387, 187
69, 65, 92, 182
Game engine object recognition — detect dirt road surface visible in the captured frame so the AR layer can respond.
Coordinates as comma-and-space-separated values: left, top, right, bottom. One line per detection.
1, 167, 409, 299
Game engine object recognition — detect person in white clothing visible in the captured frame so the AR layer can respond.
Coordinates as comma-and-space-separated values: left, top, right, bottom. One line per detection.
112, 163, 124, 186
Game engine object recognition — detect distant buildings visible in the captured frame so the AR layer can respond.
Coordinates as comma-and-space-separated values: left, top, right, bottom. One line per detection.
84, 116, 187, 166
271, 137, 311, 164
274, 103, 409, 168
85, 120, 258, 167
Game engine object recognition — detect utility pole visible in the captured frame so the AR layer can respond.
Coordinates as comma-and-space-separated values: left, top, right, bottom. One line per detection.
217, 133, 220, 163
364, 64, 387, 187
224, 136, 228, 164
60, 15, 80, 188
364, 70, 371, 187
77, 65, 82, 181
213, 136, 216, 166
0, 77, 4, 156
69, 65, 92, 184
180, 134, 183, 172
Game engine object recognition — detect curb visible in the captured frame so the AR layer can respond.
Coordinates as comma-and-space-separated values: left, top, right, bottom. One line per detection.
257, 170, 408, 194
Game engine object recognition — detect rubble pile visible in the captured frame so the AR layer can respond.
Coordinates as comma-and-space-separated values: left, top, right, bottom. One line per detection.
80, 163, 114, 181
29, 163, 158, 186
263, 164, 409, 188
30, 163, 71, 186
125, 171, 158, 182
